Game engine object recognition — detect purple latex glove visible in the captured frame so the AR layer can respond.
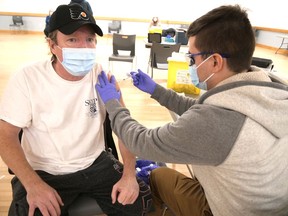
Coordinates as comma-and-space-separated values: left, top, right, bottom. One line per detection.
136, 159, 156, 168
130, 69, 156, 95
136, 164, 159, 185
95, 71, 120, 104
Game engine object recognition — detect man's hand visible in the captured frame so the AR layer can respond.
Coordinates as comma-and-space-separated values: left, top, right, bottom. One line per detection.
26, 180, 63, 216
111, 175, 139, 205
130, 69, 156, 95
0, 120, 63, 216
96, 71, 120, 104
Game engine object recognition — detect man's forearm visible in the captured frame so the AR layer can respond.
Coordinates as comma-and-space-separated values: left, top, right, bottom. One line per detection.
0, 121, 43, 191
116, 82, 136, 177
118, 139, 136, 177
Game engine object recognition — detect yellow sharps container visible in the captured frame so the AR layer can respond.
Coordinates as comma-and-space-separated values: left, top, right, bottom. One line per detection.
167, 54, 200, 95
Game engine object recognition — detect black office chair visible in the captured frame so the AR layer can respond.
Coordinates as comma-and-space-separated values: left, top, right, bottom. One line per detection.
9, 114, 118, 216
108, 33, 136, 72
251, 56, 274, 71
148, 33, 162, 43
145, 33, 162, 49
108, 20, 122, 33
9, 16, 24, 32
148, 42, 181, 78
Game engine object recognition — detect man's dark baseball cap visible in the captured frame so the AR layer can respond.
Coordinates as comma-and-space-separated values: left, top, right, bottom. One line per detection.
44, 3, 103, 37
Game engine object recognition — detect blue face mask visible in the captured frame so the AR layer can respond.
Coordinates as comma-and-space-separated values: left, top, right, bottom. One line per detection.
58, 47, 97, 77
189, 55, 214, 90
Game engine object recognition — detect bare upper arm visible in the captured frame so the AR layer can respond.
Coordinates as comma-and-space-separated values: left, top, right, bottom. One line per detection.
0, 119, 22, 143
0, 120, 22, 162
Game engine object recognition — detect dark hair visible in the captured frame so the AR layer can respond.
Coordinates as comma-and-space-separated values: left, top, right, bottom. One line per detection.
186, 5, 255, 73
162, 28, 176, 37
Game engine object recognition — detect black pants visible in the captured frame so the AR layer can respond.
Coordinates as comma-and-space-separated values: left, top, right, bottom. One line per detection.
9, 151, 152, 216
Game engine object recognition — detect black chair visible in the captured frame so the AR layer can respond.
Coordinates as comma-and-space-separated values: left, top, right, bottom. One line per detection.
108, 33, 136, 72
108, 20, 122, 33
148, 42, 181, 78
9, 113, 118, 216
148, 33, 162, 43
9, 16, 24, 32
251, 57, 274, 71
145, 33, 162, 49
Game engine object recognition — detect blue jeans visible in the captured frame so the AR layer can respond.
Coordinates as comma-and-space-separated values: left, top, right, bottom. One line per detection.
9, 151, 152, 216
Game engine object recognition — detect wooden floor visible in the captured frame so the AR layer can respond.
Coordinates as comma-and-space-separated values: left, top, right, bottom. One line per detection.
1, 32, 288, 215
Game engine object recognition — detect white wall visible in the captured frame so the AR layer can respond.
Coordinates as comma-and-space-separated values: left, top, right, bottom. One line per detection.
0, 0, 287, 29
0, 0, 287, 48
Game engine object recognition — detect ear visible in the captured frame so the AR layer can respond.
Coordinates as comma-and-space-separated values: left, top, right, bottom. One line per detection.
47, 38, 57, 55
212, 54, 224, 73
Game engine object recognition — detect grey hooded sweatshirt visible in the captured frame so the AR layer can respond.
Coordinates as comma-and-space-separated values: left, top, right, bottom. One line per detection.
105, 67, 288, 216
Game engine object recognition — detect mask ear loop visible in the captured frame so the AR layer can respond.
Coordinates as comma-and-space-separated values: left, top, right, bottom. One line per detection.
202, 73, 215, 83
55, 46, 62, 62
195, 54, 213, 69
197, 55, 215, 83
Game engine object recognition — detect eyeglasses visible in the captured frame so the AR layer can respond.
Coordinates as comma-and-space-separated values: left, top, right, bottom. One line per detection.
186, 52, 230, 66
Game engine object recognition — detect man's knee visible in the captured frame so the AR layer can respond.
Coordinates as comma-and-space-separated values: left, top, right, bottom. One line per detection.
150, 167, 183, 189
150, 167, 174, 181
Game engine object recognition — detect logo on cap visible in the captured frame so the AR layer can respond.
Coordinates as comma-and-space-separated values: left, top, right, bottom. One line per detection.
69, 8, 89, 21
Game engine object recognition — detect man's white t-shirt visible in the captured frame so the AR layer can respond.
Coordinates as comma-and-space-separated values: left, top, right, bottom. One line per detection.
0, 59, 106, 175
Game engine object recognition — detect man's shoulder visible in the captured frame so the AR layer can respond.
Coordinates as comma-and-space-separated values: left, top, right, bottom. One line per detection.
16, 59, 52, 80
22, 59, 51, 69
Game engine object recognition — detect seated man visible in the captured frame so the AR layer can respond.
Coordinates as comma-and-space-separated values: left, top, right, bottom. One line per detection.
148, 17, 162, 34
0, 3, 151, 216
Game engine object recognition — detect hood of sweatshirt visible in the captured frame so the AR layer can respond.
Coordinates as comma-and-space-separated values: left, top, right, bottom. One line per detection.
201, 67, 288, 139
